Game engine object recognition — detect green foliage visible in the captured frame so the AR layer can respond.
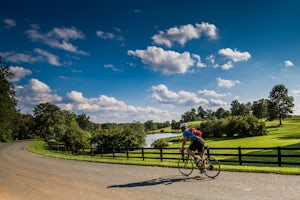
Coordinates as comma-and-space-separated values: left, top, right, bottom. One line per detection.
14, 113, 35, 140
151, 139, 169, 148
0, 57, 17, 142
33, 103, 67, 140
62, 112, 91, 149
200, 115, 267, 138
91, 123, 146, 149
268, 84, 294, 125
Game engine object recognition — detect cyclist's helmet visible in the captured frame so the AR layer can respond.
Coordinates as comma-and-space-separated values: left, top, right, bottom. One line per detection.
180, 123, 188, 129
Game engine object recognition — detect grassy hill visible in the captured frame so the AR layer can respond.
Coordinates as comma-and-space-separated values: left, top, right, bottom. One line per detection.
164, 116, 300, 149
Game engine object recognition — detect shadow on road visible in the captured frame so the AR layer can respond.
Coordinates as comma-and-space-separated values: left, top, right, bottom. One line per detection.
107, 175, 212, 188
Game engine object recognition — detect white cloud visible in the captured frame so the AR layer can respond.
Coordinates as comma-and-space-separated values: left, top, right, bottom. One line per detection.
1, 49, 61, 66
3, 18, 16, 29
192, 54, 206, 68
96, 30, 124, 41
152, 22, 217, 47
49, 27, 85, 40
217, 77, 240, 88
218, 48, 251, 62
198, 89, 229, 98
26, 26, 88, 55
60, 90, 173, 123
206, 54, 219, 68
209, 99, 228, 107
284, 60, 294, 68
150, 84, 208, 106
0, 51, 43, 63
128, 46, 196, 75
8, 66, 32, 82
104, 64, 122, 72
221, 61, 233, 70
292, 90, 300, 96
15, 81, 174, 123
16, 79, 62, 112
34, 48, 61, 66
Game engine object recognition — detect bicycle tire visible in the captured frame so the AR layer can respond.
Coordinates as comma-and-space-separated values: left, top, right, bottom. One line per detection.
178, 156, 194, 176
203, 157, 220, 178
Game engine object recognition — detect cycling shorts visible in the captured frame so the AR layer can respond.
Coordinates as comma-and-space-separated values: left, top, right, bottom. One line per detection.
188, 139, 204, 153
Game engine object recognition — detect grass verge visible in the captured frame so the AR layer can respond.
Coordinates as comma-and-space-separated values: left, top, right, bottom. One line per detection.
27, 140, 300, 175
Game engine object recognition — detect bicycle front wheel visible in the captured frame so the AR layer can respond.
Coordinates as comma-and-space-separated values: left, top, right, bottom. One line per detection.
203, 157, 220, 178
178, 157, 194, 176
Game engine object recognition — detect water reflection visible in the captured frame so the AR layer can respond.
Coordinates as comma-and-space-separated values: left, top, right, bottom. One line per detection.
145, 133, 181, 147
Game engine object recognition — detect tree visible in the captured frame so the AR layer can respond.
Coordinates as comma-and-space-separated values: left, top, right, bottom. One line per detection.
197, 106, 206, 119
33, 103, 66, 140
268, 84, 294, 125
144, 120, 157, 131
252, 98, 268, 119
0, 57, 17, 141
181, 108, 197, 122
215, 107, 230, 119
230, 100, 250, 116
14, 113, 34, 140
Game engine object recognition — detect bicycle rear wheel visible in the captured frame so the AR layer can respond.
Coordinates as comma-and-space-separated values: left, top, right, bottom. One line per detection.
178, 157, 194, 176
203, 157, 220, 178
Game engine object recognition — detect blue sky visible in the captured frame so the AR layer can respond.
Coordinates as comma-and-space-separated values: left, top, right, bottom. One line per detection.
1, 0, 300, 123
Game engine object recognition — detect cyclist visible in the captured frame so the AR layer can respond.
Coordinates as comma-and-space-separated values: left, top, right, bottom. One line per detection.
179, 123, 206, 171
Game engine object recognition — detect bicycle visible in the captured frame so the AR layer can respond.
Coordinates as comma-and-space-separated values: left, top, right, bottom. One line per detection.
178, 148, 220, 178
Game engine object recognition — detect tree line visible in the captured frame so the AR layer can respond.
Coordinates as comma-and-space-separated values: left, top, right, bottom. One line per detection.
0, 57, 295, 148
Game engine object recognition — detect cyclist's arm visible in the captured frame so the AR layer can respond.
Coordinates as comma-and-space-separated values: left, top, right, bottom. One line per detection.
181, 136, 187, 150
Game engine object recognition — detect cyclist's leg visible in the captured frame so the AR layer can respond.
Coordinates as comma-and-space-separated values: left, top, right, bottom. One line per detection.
197, 140, 206, 169
187, 143, 197, 161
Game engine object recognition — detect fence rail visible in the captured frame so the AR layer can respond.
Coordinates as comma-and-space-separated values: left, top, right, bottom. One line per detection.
47, 143, 300, 167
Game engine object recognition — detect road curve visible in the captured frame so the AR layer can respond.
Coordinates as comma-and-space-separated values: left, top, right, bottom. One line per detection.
0, 141, 299, 200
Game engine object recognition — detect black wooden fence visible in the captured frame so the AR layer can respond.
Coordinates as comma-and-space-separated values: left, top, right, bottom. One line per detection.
47, 143, 300, 167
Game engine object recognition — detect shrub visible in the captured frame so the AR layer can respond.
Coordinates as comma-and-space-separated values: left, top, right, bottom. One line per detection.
151, 139, 169, 148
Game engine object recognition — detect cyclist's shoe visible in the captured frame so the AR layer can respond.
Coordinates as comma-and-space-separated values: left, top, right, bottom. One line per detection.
200, 168, 207, 174
194, 158, 201, 165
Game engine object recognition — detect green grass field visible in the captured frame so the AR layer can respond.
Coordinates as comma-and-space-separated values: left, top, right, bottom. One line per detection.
27, 116, 300, 175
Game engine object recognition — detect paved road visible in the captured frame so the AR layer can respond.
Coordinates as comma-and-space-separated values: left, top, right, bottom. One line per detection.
0, 141, 299, 200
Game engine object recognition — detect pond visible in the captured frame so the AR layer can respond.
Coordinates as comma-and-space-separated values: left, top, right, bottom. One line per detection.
145, 132, 181, 147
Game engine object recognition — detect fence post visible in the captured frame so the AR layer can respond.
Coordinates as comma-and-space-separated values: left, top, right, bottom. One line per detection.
238, 147, 242, 165
112, 148, 115, 158
142, 148, 145, 161
160, 147, 163, 161
277, 146, 282, 167
101, 146, 104, 158
206, 146, 210, 159
126, 147, 129, 159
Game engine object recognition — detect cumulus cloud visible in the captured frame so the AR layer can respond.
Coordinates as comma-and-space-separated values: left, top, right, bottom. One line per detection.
96, 30, 124, 41
0, 51, 43, 63
292, 90, 300, 96
198, 89, 229, 98
218, 48, 251, 62
209, 99, 228, 107
152, 22, 217, 47
15, 79, 62, 112
15, 80, 173, 123
206, 54, 219, 68
128, 46, 198, 75
3, 18, 16, 29
221, 61, 233, 70
0, 49, 61, 66
59, 90, 172, 123
150, 84, 208, 106
25, 26, 88, 55
8, 66, 32, 82
34, 48, 61, 66
284, 60, 294, 68
217, 77, 240, 88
